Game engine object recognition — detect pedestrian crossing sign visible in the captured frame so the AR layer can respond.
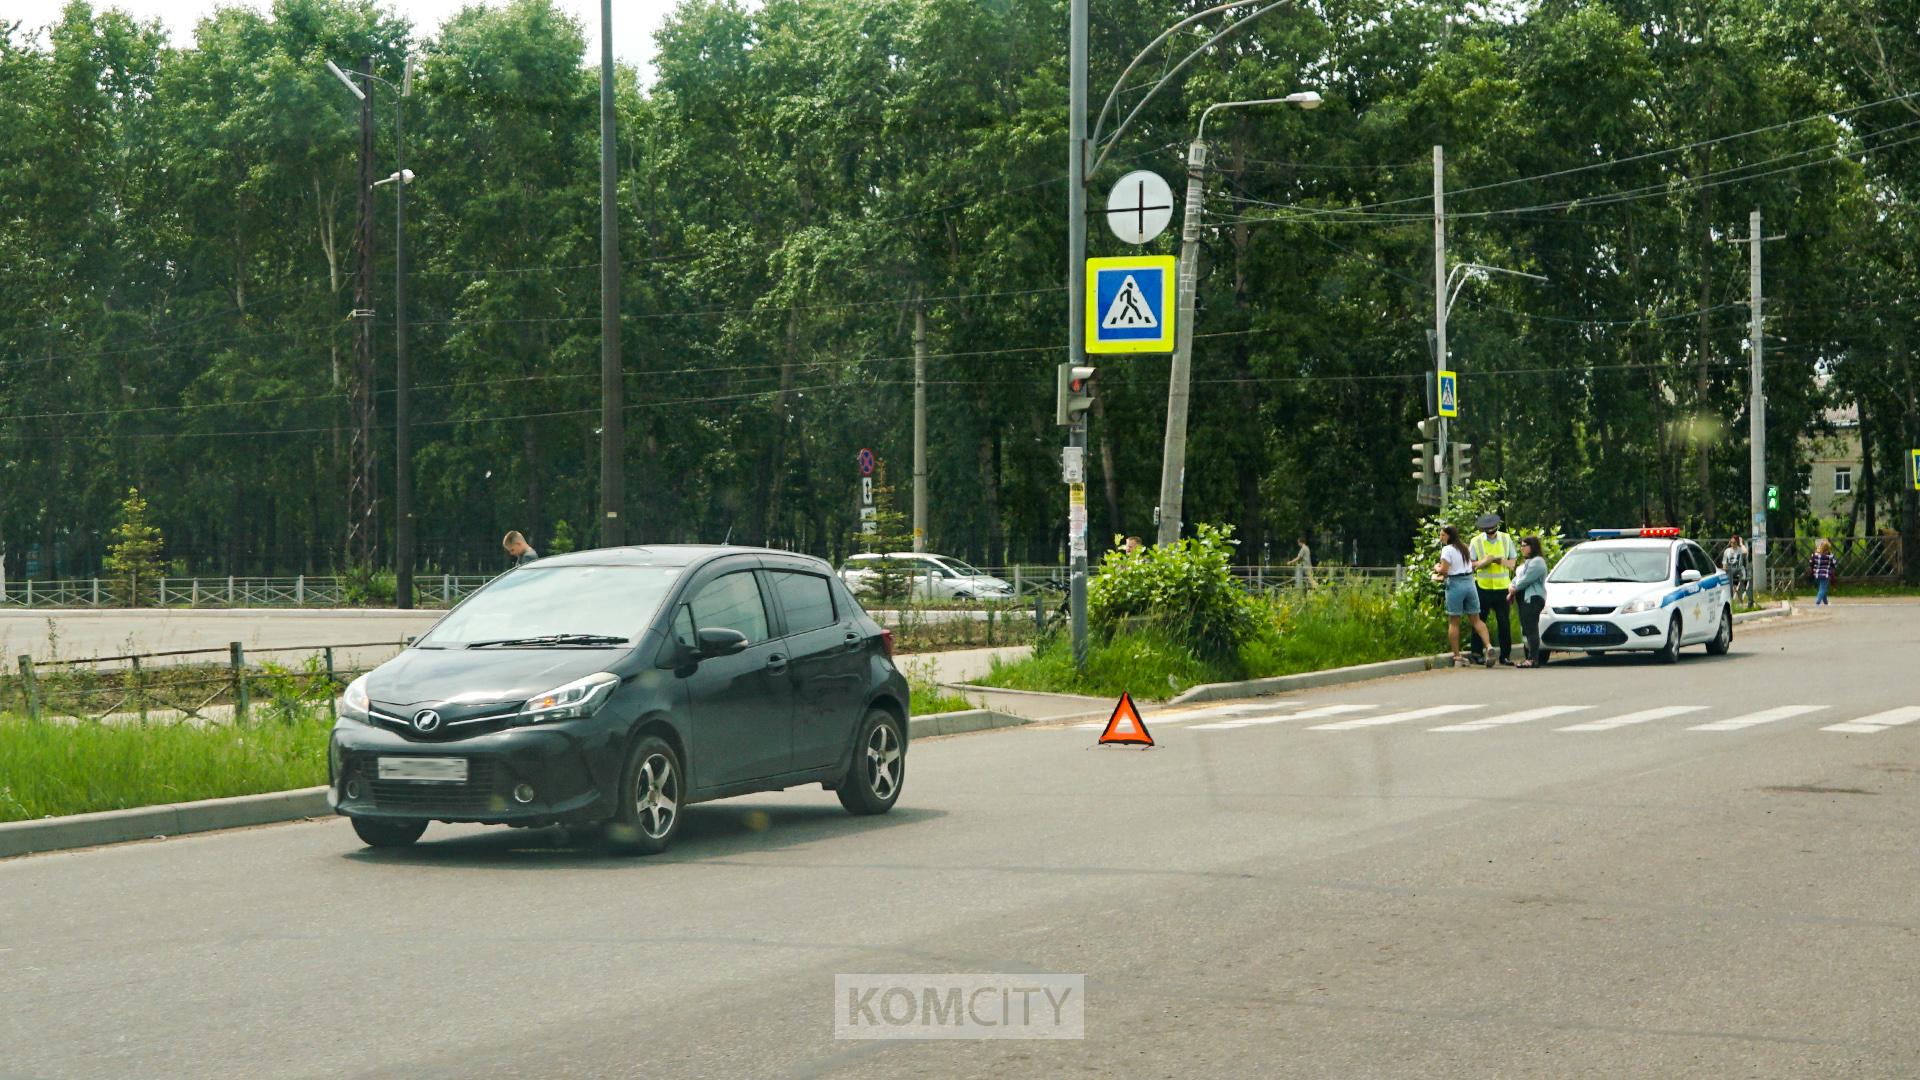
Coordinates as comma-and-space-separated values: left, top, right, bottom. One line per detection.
1911, 448, 1920, 490
1086, 255, 1175, 354
1437, 370, 1459, 417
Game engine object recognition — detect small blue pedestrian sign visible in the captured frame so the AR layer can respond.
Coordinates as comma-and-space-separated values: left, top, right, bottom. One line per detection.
1437, 370, 1459, 418
1086, 255, 1175, 354
1910, 448, 1920, 491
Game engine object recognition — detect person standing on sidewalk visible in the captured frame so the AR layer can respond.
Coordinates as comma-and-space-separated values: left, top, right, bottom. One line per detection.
1721, 535, 1751, 609
1436, 525, 1495, 669
1468, 513, 1517, 665
1508, 536, 1550, 668
1809, 538, 1837, 605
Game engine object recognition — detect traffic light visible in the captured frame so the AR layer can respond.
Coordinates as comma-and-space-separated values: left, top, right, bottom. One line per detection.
1766, 484, 1779, 511
1450, 441, 1476, 487
1410, 417, 1439, 483
1056, 363, 1096, 425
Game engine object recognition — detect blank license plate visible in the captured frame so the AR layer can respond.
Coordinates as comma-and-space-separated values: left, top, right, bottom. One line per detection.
1561, 623, 1609, 637
377, 757, 468, 783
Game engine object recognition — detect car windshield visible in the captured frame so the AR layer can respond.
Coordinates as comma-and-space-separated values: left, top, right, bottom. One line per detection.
420, 565, 683, 647
937, 558, 984, 577
1549, 547, 1671, 584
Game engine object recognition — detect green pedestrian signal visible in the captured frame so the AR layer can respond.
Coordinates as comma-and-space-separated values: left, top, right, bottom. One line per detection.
1766, 484, 1779, 511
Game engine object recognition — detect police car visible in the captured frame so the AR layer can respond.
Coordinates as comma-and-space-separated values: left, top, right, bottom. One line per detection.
1539, 528, 1733, 663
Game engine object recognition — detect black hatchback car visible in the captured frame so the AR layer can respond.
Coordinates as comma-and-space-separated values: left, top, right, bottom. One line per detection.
329, 546, 909, 853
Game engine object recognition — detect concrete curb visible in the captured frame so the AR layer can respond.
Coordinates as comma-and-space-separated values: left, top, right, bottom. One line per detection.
908, 709, 1034, 739
1, 707, 1036, 860
0, 786, 329, 860
1733, 601, 1793, 624
1168, 654, 1454, 706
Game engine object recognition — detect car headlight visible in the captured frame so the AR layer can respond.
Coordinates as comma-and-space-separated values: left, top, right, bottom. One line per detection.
339, 674, 371, 719
521, 672, 621, 723
1619, 596, 1660, 615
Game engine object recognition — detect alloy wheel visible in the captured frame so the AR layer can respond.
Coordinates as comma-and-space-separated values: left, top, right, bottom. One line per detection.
865, 722, 901, 801
636, 753, 679, 839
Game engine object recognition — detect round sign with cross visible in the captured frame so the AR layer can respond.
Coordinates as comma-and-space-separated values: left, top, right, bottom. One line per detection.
856, 448, 876, 477
1105, 170, 1174, 246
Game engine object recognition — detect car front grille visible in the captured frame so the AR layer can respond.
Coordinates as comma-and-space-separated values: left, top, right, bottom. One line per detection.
1553, 605, 1616, 615
355, 758, 503, 814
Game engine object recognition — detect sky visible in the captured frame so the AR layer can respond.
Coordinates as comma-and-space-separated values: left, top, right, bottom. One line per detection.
8, 0, 681, 74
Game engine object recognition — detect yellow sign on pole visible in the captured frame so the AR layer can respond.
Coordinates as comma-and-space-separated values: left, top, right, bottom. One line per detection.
1085, 255, 1175, 354
1437, 370, 1459, 418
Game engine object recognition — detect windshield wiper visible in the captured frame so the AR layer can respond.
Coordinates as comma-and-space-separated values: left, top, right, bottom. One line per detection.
464, 633, 630, 649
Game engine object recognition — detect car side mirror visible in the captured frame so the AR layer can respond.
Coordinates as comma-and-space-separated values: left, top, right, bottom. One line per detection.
696, 627, 750, 657
1681, 569, 1702, 584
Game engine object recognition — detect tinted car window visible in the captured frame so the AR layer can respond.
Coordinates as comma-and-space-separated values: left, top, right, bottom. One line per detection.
423, 565, 682, 645
689, 571, 770, 644
772, 571, 836, 634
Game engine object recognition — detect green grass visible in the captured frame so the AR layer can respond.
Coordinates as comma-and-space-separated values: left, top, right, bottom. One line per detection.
978, 583, 1448, 700
0, 710, 332, 823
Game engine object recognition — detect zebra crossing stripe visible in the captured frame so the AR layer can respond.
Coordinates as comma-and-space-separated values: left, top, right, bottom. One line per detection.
1190, 703, 1374, 731
1430, 705, 1592, 732
1557, 705, 1708, 732
1688, 705, 1827, 731
1307, 704, 1478, 730
1823, 706, 1920, 734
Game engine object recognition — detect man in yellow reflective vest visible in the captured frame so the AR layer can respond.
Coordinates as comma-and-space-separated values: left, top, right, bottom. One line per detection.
1468, 512, 1517, 666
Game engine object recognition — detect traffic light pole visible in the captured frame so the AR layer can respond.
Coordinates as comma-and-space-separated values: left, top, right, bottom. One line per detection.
1066, 0, 1089, 671
1432, 144, 1449, 504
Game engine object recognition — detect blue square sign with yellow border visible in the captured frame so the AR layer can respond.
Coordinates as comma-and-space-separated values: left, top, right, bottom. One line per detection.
1086, 255, 1176, 354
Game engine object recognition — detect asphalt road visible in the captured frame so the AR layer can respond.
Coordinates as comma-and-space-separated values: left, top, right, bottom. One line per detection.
4, 603, 1916, 1078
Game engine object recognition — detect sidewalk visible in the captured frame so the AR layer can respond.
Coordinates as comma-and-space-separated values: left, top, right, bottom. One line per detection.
892, 644, 1031, 684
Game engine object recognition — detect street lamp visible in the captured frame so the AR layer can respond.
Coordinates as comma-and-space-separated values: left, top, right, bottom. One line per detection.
1064, 0, 1296, 669
1154, 92, 1321, 547
324, 55, 416, 608
1433, 261, 1546, 502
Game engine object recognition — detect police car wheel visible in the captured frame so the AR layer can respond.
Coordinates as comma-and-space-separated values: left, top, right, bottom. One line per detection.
1706, 607, 1733, 655
1656, 616, 1682, 664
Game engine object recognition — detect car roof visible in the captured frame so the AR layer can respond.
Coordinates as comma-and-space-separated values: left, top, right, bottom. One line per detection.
1572, 538, 1682, 551
533, 545, 829, 570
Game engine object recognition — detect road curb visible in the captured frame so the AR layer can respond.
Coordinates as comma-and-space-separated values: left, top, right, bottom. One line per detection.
0, 607, 443, 619
2, 707, 1037, 860
1733, 601, 1793, 624
0, 786, 330, 860
1168, 654, 1454, 706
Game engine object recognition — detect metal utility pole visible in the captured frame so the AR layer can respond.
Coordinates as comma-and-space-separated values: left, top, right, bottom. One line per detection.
912, 300, 928, 553
1736, 208, 1779, 594
598, 0, 625, 548
1156, 140, 1206, 548
1066, 0, 1089, 670
1432, 144, 1449, 504
392, 61, 413, 609
347, 57, 377, 567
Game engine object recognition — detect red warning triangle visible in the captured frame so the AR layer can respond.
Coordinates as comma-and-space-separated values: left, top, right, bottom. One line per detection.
1098, 692, 1154, 746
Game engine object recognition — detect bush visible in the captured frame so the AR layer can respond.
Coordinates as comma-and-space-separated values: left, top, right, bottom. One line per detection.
339, 563, 398, 606
1396, 480, 1564, 615
1089, 523, 1263, 662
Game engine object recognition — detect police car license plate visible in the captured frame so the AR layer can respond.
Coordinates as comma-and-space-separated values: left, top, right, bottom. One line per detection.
377, 757, 467, 783
1561, 623, 1609, 637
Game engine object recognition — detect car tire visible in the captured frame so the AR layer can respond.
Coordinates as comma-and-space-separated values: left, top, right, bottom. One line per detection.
838, 709, 905, 816
351, 817, 427, 848
604, 734, 684, 855
1706, 606, 1733, 655
1656, 616, 1682, 664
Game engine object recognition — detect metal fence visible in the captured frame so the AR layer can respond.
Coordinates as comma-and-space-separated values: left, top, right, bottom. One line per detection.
0, 574, 496, 610
1694, 536, 1905, 592
6, 639, 405, 725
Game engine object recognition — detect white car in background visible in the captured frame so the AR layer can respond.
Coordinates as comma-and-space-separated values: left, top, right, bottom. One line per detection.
839, 553, 1015, 602
1539, 528, 1733, 663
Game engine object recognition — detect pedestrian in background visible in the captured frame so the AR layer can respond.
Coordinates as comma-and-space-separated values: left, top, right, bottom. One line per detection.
1123, 536, 1145, 555
1468, 513, 1517, 665
503, 530, 540, 567
1721, 534, 1750, 608
1436, 525, 1495, 669
1810, 538, 1836, 605
1291, 535, 1314, 589
1508, 536, 1550, 668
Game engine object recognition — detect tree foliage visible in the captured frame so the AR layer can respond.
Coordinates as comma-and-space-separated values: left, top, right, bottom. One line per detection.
1, 0, 1918, 580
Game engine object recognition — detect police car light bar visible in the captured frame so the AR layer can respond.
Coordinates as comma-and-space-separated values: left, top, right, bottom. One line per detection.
1588, 527, 1681, 539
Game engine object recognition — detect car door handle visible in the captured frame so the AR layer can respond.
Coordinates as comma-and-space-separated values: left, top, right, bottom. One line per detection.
843, 631, 862, 652
766, 653, 789, 674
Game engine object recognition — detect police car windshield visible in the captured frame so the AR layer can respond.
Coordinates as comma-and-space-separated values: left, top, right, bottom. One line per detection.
1550, 547, 1670, 584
